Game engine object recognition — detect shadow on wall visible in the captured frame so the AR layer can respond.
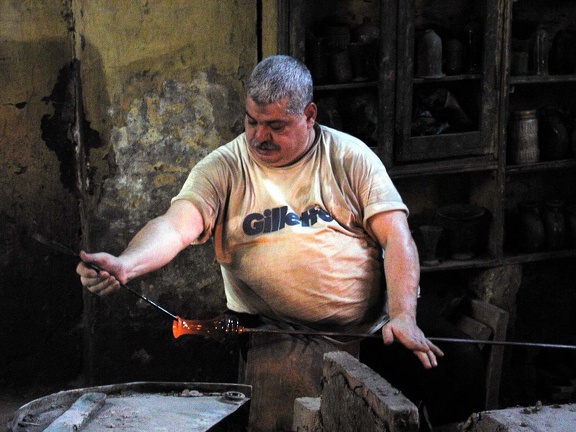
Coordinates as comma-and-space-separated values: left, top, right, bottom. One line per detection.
1, 29, 246, 390
0, 37, 103, 388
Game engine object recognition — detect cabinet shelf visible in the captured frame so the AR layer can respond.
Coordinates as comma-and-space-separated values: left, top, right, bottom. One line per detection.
503, 249, 576, 265
314, 81, 378, 92
388, 155, 497, 179
421, 255, 499, 272
280, 0, 575, 280
509, 74, 576, 85
506, 159, 576, 174
421, 249, 576, 272
396, 131, 491, 163
413, 73, 483, 84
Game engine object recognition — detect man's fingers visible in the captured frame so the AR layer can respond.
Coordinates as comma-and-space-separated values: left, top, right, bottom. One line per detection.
415, 345, 439, 369
382, 323, 395, 345
94, 281, 120, 296
428, 340, 444, 358
415, 351, 433, 369
80, 271, 120, 296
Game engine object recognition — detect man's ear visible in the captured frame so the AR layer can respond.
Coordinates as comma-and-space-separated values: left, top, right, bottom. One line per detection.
304, 102, 317, 125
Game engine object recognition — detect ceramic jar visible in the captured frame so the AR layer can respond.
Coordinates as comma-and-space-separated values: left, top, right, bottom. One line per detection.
445, 38, 464, 75
508, 110, 539, 165
435, 204, 486, 260
417, 29, 444, 78
512, 51, 529, 76
306, 37, 328, 85
328, 50, 353, 83
566, 204, 576, 247
516, 200, 545, 253
349, 42, 369, 82
352, 17, 379, 44
533, 25, 550, 75
539, 107, 571, 161
418, 225, 444, 266
464, 20, 482, 73
544, 199, 565, 250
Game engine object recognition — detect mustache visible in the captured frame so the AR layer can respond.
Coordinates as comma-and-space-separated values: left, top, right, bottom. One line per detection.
250, 140, 280, 151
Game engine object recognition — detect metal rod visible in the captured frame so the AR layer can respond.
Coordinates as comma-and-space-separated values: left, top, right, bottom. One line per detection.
33, 234, 179, 321
240, 327, 576, 350
31, 234, 576, 351
427, 337, 576, 350
113, 280, 178, 321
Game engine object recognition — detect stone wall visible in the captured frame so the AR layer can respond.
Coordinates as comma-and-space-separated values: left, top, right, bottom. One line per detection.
292, 351, 420, 432
0, 0, 83, 387
0, 0, 263, 388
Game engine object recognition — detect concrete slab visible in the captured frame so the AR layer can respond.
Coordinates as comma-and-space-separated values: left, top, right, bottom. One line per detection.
468, 403, 576, 432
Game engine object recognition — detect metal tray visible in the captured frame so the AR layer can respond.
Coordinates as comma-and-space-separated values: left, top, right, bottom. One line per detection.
9, 381, 251, 432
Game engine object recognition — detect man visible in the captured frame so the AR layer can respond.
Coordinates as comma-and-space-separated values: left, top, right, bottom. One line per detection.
78, 55, 445, 429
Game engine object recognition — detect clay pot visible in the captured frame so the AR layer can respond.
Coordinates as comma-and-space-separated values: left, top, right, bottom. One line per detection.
306, 36, 329, 85
463, 20, 482, 73
444, 38, 464, 75
328, 50, 353, 83
508, 110, 539, 165
418, 225, 444, 265
532, 25, 550, 76
539, 107, 571, 161
352, 17, 379, 44
566, 204, 576, 247
516, 200, 545, 253
417, 29, 444, 78
435, 204, 487, 260
544, 199, 565, 250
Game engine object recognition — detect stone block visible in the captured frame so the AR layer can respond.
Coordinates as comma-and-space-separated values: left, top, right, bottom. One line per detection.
293, 397, 322, 432
466, 403, 576, 431
321, 351, 419, 432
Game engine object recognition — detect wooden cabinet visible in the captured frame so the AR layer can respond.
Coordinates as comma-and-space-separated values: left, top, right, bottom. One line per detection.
278, 0, 576, 271
279, 0, 387, 151
502, 0, 576, 262
393, 0, 501, 164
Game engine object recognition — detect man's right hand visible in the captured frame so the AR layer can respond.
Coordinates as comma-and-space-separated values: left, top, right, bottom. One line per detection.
77, 251, 125, 296
76, 200, 205, 297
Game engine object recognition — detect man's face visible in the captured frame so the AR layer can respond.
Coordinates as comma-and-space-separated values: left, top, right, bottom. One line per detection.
245, 96, 317, 167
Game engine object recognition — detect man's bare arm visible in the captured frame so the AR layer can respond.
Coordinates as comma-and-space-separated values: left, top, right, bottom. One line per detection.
77, 200, 204, 295
368, 210, 444, 368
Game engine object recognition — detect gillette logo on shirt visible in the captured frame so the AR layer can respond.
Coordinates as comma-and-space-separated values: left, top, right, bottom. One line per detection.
243, 205, 334, 235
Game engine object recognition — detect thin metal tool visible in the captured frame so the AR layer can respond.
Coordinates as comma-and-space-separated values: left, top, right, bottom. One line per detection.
33, 233, 178, 321
240, 327, 576, 350
171, 315, 576, 350
32, 234, 576, 351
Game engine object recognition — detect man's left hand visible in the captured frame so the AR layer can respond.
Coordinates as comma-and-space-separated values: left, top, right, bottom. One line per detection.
382, 313, 444, 369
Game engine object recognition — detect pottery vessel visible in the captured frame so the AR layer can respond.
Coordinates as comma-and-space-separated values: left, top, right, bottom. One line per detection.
508, 110, 539, 165
516, 200, 545, 253
435, 204, 486, 260
544, 199, 565, 250
417, 29, 444, 78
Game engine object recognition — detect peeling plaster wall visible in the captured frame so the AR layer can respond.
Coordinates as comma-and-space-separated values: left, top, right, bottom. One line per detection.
0, 0, 260, 388
74, 0, 257, 384
0, 1, 84, 386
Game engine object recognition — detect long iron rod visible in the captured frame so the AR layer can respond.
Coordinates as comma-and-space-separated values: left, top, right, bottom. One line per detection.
240, 327, 576, 350
81, 262, 178, 321
34, 234, 178, 320
34, 234, 576, 351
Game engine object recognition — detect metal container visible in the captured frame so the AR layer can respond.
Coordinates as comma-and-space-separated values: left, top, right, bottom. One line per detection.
435, 204, 487, 260
508, 110, 539, 165
9, 382, 251, 432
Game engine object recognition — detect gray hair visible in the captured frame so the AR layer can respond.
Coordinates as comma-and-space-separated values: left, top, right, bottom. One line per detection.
246, 55, 313, 115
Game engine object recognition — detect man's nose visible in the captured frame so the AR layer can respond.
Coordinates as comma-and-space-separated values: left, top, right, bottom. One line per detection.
254, 125, 271, 142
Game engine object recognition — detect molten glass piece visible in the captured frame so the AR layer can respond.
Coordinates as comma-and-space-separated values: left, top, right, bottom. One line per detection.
172, 315, 243, 339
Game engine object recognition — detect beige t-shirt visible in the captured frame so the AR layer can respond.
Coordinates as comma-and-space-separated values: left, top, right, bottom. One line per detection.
172, 124, 408, 333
